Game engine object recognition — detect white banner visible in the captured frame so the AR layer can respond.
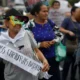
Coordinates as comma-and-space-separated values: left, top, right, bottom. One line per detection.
0, 43, 43, 76
14, 0, 24, 4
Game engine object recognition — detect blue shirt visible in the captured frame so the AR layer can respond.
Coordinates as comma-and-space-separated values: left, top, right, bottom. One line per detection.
61, 17, 80, 41
32, 20, 56, 58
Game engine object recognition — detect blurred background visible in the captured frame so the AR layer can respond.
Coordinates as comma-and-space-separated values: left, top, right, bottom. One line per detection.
0, 0, 79, 26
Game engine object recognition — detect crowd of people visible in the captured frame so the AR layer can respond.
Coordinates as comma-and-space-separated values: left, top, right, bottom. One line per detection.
0, 0, 80, 80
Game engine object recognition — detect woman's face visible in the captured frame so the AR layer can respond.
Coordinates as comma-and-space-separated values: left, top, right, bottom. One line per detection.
36, 5, 48, 20
8, 21, 21, 33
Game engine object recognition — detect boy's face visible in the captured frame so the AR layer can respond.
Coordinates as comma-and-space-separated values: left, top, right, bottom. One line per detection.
52, 3, 60, 9
8, 20, 21, 34
8, 16, 24, 33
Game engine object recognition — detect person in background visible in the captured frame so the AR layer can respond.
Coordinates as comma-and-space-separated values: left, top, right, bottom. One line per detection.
48, 1, 64, 27
57, 0, 71, 17
0, 8, 49, 80
26, 2, 64, 80
48, 0, 71, 71
49, 0, 71, 25
48, 1, 65, 71
59, 6, 80, 80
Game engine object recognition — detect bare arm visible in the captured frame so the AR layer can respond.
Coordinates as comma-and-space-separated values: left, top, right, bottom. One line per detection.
59, 27, 70, 34
59, 27, 75, 36
34, 48, 50, 72
34, 48, 46, 62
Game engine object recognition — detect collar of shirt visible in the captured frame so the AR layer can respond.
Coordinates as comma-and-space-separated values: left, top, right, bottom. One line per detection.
1, 28, 26, 44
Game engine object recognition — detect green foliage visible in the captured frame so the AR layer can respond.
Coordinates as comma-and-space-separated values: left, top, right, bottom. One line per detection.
49, 0, 55, 6
67, 0, 79, 6
49, 0, 80, 6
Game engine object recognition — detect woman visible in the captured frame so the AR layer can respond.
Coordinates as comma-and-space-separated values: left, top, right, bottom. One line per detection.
26, 2, 63, 80
0, 8, 49, 80
59, 6, 80, 80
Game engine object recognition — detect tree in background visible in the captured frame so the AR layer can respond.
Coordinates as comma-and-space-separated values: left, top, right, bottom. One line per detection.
49, 0, 54, 6
68, 0, 80, 6
49, 0, 80, 6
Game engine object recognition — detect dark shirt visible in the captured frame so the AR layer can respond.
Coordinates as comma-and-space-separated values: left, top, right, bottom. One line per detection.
61, 17, 80, 41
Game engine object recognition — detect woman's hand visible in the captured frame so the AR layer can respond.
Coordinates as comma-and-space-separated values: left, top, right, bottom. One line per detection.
40, 41, 51, 48
49, 40, 56, 45
42, 59, 50, 72
40, 41, 56, 48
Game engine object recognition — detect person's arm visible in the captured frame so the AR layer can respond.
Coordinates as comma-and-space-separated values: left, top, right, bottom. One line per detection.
59, 18, 75, 36
59, 27, 70, 34
34, 48, 49, 72
27, 31, 50, 72
59, 18, 70, 34
59, 27, 75, 36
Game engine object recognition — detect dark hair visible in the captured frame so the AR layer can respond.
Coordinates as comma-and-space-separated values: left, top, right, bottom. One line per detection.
30, 2, 44, 16
71, 6, 78, 15
3, 8, 29, 23
51, 1, 60, 6
4, 8, 22, 19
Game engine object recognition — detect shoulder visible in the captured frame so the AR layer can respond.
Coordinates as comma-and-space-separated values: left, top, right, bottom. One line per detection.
61, 17, 70, 25
48, 19, 56, 26
25, 30, 34, 37
61, 17, 71, 28
24, 19, 35, 30
63, 17, 70, 22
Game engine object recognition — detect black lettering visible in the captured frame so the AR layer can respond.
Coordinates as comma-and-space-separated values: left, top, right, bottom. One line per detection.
18, 55, 23, 62
35, 65, 41, 71
21, 58, 29, 65
14, 53, 20, 61
0, 47, 6, 54
28, 61, 34, 67
7, 50, 16, 58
